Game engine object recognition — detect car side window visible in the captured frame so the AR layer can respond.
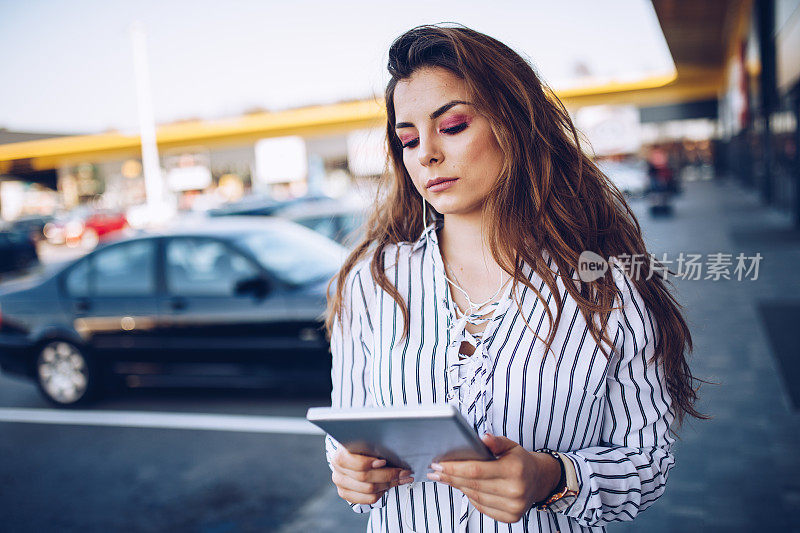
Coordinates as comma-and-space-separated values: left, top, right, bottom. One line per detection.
166, 238, 259, 297
65, 259, 90, 297
94, 240, 156, 296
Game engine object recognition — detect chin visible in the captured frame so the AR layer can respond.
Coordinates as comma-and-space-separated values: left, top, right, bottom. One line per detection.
428, 199, 459, 214
429, 198, 483, 216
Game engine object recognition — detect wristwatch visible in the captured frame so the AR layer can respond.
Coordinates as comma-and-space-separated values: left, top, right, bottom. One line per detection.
533, 448, 579, 512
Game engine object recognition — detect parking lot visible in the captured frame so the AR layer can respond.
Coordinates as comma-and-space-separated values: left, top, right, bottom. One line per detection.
0, 227, 362, 531
0, 373, 369, 533
2, 181, 799, 532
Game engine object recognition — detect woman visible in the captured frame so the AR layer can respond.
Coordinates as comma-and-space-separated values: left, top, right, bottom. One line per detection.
324, 24, 703, 532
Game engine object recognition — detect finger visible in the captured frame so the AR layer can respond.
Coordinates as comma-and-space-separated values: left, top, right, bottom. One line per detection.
336, 463, 412, 485
332, 469, 414, 495
467, 498, 524, 525
336, 486, 387, 506
426, 471, 510, 497
457, 485, 529, 519
334, 448, 386, 471
430, 459, 500, 481
481, 433, 520, 457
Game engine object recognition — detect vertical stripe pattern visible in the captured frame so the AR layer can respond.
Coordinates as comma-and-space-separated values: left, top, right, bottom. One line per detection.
325, 220, 676, 532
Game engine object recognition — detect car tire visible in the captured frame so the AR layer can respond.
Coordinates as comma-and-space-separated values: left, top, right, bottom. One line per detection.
35, 340, 100, 407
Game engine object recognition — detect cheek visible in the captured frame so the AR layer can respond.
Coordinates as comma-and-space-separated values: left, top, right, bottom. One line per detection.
461, 131, 504, 180
402, 153, 425, 190
402, 151, 416, 174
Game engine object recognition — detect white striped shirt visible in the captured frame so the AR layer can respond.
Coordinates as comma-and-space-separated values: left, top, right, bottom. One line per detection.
326, 219, 675, 532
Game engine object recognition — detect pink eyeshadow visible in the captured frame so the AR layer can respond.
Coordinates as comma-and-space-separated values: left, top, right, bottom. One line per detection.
439, 114, 472, 130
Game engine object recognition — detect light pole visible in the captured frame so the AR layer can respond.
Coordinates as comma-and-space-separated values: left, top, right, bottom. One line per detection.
130, 22, 165, 216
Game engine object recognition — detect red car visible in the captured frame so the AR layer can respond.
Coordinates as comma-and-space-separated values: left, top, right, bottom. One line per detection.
82, 210, 128, 247
44, 208, 128, 248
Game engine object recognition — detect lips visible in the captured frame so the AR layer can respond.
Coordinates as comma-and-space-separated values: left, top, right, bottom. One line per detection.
425, 177, 458, 189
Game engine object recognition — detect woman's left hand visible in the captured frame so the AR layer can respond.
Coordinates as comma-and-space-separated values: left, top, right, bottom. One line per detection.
426, 433, 562, 524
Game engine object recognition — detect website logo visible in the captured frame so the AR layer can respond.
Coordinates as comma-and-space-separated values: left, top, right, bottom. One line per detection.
578, 251, 608, 282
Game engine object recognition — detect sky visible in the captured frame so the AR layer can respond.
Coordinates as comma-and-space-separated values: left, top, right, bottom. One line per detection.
0, 0, 673, 135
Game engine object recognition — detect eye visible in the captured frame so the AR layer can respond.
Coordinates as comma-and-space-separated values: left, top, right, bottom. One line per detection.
440, 122, 468, 135
401, 138, 419, 149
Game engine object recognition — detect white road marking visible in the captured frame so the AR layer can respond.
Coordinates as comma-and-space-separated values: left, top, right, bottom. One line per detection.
0, 407, 324, 435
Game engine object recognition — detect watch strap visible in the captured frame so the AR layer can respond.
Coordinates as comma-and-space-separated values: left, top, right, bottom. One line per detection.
533, 448, 579, 512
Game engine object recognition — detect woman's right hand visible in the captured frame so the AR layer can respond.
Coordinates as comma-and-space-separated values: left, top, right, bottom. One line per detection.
331, 448, 415, 505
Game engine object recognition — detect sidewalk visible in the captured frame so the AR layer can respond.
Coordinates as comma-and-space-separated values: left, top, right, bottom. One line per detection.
290, 179, 800, 532
615, 179, 800, 531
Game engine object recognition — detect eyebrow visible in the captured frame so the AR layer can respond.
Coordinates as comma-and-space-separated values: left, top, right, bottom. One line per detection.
395, 100, 470, 129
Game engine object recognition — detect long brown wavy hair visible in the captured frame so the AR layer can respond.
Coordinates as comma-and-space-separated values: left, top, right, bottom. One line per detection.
326, 24, 705, 426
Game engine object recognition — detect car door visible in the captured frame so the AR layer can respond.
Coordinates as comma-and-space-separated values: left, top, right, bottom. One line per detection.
160, 236, 294, 374
62, 238, 164, 371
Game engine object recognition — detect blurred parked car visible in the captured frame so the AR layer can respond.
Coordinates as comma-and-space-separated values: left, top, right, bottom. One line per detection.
208, 193, 331, 218
0, 217, 346, 406
9, 214, 54, 242
207, 195, 285, 217
43, 206, 92, 245
274, 197, 368, 247
44, 207, 127, 248
82, 209, 128, 247
596, 158, 649, 197
0, 230, 38, 275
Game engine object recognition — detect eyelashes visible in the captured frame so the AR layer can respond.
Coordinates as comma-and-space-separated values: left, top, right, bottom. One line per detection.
400, 122, 469, 149
441, 122, 468, 135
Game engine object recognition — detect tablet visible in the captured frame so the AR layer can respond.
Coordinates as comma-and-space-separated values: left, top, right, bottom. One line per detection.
306, 403, 496, 475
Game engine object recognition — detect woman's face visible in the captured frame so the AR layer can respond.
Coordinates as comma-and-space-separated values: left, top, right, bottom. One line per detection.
393, 67, 505, 218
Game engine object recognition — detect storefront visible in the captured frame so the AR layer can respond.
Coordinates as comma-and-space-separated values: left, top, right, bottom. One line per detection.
719, 0, 800, 225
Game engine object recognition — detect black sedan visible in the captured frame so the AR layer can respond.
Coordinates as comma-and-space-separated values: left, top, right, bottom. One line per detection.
0, 230, 39, 275
0, 217, 345, 406
9, 214, 54, 241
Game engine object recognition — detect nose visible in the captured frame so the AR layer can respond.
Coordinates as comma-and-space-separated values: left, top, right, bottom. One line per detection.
417, 134, 443, 167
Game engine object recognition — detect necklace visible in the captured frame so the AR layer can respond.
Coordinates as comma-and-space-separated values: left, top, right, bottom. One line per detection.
442, 257, 511, 317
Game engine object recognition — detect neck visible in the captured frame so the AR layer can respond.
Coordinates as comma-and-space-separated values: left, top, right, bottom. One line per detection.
437, 210, 496, 275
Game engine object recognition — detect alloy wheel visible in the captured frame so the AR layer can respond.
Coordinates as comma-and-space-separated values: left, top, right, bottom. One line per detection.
37, 341, 90, 405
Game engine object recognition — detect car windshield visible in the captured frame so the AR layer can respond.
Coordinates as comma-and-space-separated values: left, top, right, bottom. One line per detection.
236, 224, 346, 286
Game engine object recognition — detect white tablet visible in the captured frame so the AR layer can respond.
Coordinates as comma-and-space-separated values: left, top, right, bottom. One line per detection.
306, 403, 496, 475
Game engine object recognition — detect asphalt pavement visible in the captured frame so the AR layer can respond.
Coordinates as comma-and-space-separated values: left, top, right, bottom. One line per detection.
1, 178, 799, 532
0, 374, 364, 533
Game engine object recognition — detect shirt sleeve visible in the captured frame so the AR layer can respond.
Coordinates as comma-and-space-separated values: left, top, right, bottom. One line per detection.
324, 261, 389, 513
560, 263, 676, 526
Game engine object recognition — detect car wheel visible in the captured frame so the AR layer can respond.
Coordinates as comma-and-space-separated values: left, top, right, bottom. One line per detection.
36, 341, 98, 406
